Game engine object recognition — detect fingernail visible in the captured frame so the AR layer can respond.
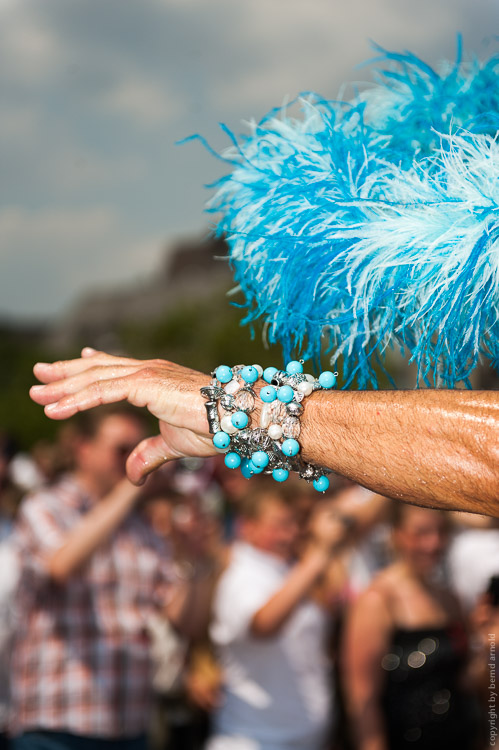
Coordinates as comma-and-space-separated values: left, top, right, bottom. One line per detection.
45, 403, 58, 414
30, 385, 44, 392
82, 347, 96, 355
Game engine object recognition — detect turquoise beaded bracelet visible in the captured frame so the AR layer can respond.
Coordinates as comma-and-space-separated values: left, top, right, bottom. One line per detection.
201, 360, 336, 492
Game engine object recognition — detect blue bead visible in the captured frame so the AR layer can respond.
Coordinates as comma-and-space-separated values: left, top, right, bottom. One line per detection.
215, 365, 233, 384
263, 366, 278, 384
313, 475, 330, 492
286, 360, 303, 375
281, 438, 300, 457
224, 452, 241, 469
231, 411, 249, 429
260, 385, 277, 403
251, 451, 269, 469
318, 371, 336, 389
249, 461, 264, 474
277, 385, 294, 403
240, 458, 255, 479
213, 431, 230, 450
272, 468, 289, 482
241, 365, 258, 384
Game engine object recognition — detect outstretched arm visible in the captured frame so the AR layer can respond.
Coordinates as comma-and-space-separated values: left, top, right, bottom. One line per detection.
301, 388, 499, 516
30, 349, 499, 516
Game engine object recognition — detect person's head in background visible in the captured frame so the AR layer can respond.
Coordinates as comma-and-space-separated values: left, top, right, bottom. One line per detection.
212, 454, 250, 505
71, 405, 148, 498
141, 487, 183, 541
237, 478, 300, 562
390, 501, 450, 579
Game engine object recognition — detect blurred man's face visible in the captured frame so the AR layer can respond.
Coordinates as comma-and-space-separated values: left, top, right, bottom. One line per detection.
242, 497, 299, 561
77, 414, 145, 496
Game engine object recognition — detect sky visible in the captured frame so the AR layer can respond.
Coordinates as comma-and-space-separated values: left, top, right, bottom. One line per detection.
1, 0, 498, 321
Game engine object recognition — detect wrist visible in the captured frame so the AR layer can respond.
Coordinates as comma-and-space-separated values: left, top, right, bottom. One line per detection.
302, 543, 331, 572
201, 361, 335, 490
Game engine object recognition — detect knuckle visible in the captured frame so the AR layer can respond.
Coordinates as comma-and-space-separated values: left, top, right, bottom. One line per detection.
139, 366, 158, 380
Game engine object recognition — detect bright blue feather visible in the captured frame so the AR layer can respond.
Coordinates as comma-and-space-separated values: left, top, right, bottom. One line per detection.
201, 42, 499, 387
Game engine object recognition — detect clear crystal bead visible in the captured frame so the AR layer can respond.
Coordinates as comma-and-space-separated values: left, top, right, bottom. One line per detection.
234, 389, 255, 412
269, 400, 287, 423
282, 416, 300, 439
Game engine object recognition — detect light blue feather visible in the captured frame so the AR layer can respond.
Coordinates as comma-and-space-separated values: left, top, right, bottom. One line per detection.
198, 42, 499, 387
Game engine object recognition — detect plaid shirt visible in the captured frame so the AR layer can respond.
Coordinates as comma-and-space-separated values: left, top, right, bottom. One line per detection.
11, 475, 175, 738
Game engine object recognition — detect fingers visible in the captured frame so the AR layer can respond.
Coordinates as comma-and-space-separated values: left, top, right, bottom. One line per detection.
128, 424, 215, 484
33, 348, 143, 384
30, 364, 144, 406
30, 349, 212, 442
33, 372, 143, 420
126, 435, 171, 485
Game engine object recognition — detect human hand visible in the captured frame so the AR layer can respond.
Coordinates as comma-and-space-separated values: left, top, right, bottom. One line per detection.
30, 348, 214, 485
185, 667, 223, 712
308, 501, 352, 554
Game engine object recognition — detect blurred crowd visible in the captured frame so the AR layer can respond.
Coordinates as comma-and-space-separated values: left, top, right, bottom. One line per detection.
1, 408, 499, 750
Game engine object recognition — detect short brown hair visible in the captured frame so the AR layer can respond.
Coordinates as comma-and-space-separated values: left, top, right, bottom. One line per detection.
72, 404, 149, 441
238, 477, 299, 521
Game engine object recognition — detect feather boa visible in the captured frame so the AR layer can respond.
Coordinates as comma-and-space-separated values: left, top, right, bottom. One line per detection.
193, 41, 499, 387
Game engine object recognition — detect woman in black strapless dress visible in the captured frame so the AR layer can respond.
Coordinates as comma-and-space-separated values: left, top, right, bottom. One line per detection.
381, 622, 476, 749
342, 503, 478, 750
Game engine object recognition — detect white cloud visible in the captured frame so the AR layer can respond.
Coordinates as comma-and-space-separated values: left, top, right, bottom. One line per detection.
94, 74, 184, 129
0, 4, 62, 85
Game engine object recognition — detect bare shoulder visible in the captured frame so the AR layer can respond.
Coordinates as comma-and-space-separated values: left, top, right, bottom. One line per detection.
350, 565, 402, 627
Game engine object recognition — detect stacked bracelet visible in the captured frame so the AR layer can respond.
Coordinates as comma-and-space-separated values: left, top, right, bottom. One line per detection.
201, 360, 337, 492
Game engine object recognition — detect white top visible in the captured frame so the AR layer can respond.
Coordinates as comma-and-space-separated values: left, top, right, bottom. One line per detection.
209, 542, 332, 750
447, 527, 499, 611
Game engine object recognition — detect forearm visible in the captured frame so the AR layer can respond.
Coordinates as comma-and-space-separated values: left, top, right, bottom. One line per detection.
167, 564, 219, 639
46, 479, 139, 582
301, 389, 499, 515
250, 547, 329, 637
355, 725, 387, 750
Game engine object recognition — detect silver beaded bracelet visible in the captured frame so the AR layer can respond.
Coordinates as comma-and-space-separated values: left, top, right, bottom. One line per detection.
201, 360, 337, 492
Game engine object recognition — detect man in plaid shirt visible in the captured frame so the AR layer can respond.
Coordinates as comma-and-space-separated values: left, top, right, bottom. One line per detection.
10, 407, 196, 750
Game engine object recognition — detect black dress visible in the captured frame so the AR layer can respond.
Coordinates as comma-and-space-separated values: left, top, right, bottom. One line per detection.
381, 624, 477, 750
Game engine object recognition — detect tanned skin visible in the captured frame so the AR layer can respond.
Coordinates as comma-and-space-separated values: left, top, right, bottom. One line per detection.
30, 349, 499, 517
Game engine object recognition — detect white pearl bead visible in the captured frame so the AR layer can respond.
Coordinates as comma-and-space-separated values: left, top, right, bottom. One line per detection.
268, 424, 283, 440
252, 364, 263, 377
305, 374, 315, 383
260, 403, 271, 429
221, 415, 238, 434
225, 379, 240, 394
297, 381, 313, 396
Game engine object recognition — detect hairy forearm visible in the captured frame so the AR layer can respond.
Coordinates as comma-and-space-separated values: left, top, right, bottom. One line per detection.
46, 479, 139, 582
301, 389, 499, 516
29, 351, 499, 515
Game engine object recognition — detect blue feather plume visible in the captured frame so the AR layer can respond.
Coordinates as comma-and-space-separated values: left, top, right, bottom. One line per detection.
198, 42, 499, 387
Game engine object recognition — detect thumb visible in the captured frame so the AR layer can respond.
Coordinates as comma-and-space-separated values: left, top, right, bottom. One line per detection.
126, 434, 172, 485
